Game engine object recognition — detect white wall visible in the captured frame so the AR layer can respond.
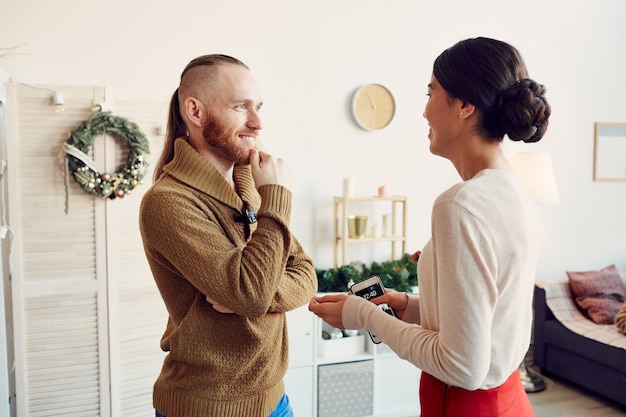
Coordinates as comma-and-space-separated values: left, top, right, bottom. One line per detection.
1, 0, 625, 280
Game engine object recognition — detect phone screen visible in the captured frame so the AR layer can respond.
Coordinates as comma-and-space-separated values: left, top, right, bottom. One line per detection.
352, 282, 385, 300
351, 276, 395, 344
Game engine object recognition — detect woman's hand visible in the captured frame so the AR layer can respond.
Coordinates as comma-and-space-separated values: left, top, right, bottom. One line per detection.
308, 293, 349, 329
370, 289, 409, 320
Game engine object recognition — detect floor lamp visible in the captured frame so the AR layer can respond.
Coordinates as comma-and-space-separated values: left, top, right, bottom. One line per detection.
512, 151, 559, 393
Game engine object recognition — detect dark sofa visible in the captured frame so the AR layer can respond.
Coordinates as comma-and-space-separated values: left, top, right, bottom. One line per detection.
533, 284, 626, 407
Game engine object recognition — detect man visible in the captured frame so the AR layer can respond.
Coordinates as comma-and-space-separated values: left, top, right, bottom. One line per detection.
139, 54, 317, 417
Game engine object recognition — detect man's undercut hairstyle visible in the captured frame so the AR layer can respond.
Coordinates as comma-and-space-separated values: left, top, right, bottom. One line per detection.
153, 54, 249, 181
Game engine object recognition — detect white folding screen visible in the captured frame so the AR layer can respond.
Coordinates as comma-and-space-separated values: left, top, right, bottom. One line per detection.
1, 66, 14, 417
103, 97, 169, 417
4, 82, 168, 417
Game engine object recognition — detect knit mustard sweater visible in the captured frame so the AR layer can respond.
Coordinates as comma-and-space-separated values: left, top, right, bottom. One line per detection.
139, 139, 317, 417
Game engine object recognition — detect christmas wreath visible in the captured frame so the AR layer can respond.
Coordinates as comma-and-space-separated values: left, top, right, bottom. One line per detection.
64, 111, 150, 200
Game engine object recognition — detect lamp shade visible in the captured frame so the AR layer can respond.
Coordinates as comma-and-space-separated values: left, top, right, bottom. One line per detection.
512, 151, 559, 204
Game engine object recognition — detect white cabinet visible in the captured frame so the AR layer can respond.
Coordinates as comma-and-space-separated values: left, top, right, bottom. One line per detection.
333, 196, 408, 268
287, 301, 316, 367
284, 366, 315, 417
285, 303, 316, 417
373, 355, 421, 416
285, 305, 421, 417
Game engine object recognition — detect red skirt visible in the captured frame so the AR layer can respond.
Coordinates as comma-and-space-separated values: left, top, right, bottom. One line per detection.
419, 369, 534, 417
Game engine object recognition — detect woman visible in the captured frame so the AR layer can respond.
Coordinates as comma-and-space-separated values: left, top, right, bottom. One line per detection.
309, 37, 551, 417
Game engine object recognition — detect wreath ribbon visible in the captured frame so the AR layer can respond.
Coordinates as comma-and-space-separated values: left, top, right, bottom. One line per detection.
63, 143, 99, 172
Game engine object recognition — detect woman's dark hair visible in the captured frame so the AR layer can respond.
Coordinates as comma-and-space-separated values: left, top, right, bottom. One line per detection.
433, 37, 551, 143
153, 54, 249, 181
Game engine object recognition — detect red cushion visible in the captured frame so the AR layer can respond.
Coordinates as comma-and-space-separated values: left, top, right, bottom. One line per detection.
567, 264, 625, 325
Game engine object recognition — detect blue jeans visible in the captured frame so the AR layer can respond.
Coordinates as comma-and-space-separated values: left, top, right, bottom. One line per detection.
155, 392, 294, 417
268, 392, 294, 417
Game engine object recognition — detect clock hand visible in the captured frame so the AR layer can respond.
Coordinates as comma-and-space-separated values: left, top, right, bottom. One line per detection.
368, 90, 377, 110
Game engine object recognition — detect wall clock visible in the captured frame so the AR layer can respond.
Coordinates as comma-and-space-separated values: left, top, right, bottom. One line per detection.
351, 83, 396, 131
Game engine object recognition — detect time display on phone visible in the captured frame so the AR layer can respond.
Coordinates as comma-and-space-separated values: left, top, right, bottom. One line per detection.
353, 283, 384, 300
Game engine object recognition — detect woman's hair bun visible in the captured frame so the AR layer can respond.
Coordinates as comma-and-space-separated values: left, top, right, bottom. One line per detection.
496, 79, 551, 143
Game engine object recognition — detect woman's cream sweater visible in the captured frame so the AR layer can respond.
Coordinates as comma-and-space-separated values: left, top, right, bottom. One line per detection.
343, 169, 543, 391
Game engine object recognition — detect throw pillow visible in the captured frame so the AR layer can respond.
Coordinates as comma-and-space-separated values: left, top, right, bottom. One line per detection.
567, 264, 625, 325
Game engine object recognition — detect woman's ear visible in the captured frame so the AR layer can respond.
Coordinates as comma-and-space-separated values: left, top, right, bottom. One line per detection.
459, 101, 476, 119
183, 97, 204, 128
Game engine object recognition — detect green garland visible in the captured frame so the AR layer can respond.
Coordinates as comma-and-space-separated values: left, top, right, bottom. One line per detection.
65, 111, 149, 199
316, 252, 420, 293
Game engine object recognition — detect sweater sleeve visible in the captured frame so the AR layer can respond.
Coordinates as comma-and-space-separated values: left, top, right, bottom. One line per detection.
266, 235, 318, 313
402, 295, 421, 325
140, 183, 315, 319
255, 185, 318, 313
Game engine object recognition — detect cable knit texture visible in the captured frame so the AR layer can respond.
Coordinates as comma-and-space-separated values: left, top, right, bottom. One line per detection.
139, 138, 317, 417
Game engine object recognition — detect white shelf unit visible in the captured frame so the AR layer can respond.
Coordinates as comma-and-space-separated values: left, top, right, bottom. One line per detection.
333, 196, 408, 268
285, 304, 421, 417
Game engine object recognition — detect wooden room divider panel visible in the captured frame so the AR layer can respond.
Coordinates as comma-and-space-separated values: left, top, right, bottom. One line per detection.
3, 82, 167, 417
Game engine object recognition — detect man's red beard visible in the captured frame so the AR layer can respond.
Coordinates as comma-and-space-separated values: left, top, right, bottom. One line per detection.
201, 113, 253, 165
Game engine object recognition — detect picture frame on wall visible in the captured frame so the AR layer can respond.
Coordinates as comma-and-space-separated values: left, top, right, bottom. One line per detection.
593, 121, 626, 182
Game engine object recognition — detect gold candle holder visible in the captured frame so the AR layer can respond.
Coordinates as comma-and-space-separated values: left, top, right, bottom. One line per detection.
348, 215, 368, 239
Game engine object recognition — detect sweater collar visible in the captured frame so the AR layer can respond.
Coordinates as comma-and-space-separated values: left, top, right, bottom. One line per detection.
163, 138, 261, 211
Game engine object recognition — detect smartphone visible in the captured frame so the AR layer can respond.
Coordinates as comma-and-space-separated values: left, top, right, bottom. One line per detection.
350, 274, 395, 344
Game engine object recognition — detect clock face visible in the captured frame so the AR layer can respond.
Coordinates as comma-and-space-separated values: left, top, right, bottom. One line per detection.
351, 84, 395, 131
